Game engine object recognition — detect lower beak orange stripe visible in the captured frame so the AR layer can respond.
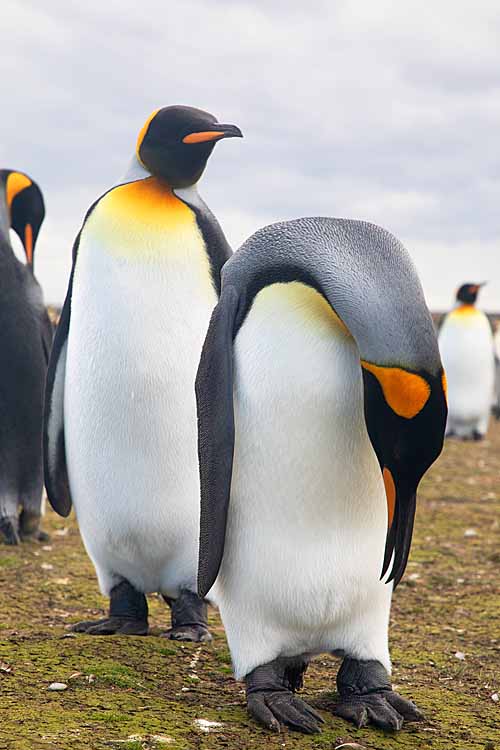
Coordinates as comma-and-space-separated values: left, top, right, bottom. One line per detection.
182, 131, 225, 144
24, 224, 33, 265
383, 467, 396, 529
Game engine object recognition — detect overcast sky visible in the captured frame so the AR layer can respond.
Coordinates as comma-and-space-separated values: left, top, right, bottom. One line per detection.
2, 0, 499, 310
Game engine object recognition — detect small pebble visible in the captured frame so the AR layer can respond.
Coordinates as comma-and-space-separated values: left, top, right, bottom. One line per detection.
454, 651, 466, 660
464, 528, 478, 537
48, 682, 67, 691
193, 719, 223, 732
491, 692, 499, 703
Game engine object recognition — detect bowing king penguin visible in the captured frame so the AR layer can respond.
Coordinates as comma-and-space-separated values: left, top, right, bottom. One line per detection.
0, 170, 52, 544
196, 218, 447, 733
44, 106, 242, 638
439, 283, 495, 439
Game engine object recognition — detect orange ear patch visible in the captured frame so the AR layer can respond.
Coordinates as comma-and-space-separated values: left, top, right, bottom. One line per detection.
6, 172, 32, 210
383, 467, 396, 528
361, 361, 431, 419
441, 371, 448, 403
135, 108, 161, 163
182, 131, 225, 144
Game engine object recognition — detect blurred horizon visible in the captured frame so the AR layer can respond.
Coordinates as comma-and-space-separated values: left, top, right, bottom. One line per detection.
2, 0, 499, 310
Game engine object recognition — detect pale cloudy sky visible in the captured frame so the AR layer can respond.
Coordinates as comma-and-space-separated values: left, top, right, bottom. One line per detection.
2, 0, 499, 309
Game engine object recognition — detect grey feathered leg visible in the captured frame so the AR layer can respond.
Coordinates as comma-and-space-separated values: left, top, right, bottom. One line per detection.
162, 589, 212, 642
19, 473, 48, 542
333, 657, 423, 731
0, 515, 20, 545
0, 491, 20, 545
71, 580, 149, 635
245, 657, 324, 734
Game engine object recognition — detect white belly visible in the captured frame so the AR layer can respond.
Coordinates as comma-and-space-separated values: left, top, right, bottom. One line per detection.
212, 283, 392, 678
64, 234, 217, 597
439, 310, 494, 435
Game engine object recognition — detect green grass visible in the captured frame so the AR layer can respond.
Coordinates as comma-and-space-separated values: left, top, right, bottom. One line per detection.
0, 423, 499, 749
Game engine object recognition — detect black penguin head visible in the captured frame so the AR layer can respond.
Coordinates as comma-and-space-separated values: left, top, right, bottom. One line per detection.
456, 282, 486, 305
136, 106, 243, 188
0, 169, 45, 269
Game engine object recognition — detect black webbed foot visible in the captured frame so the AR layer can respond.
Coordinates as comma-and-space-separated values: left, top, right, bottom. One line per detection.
333, 657, 423, 731
71, 580, 148, 635
71, 616, 148, 635
19, 511, 50, 543
163, 623, 212, 642
162, 589, 212, 642
0, 516, 21, 545
245, 658, 323, 734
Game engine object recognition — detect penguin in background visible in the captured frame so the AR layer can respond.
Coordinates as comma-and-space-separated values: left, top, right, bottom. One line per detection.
43, 106, 242, 638
0, 169, 52, 544
195, 218, 447, 733
492, 323, 500, 420
439, 283, 494, 439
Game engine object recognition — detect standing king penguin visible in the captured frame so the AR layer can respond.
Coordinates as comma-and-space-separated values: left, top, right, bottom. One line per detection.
439, 283, 494, 439
0, 170, 52, 544
43, 106, 242, 638
196, 218, 447, 733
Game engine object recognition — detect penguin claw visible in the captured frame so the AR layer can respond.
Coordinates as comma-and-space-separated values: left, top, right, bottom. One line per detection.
70, 617, 148, 635
162, 624, 212, 642
333, 691, 423, 732
247, 691, 323, 734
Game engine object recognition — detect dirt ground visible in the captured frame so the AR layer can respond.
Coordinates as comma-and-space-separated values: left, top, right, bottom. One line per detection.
0, 423, 498, 750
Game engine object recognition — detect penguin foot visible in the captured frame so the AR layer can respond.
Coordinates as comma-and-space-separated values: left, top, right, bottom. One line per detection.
245, 658, 323, 734
472, 430, 485, 441
71, 616, 148, 635
162, 589, 212, 642
162, 624, 212, 642
19, 511, 50, 542
333, 657, 423, 731
0, 516, 21, 545
71, 580, 149, 635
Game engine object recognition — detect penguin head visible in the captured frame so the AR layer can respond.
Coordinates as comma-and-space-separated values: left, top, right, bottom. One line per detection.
0, 169, 45, 269
456, 282, 486, 305
135, 106, 243, 188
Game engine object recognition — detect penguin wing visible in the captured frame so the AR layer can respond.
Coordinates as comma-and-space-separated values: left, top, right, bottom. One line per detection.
42, 259, 76, 517
40, 308, 54, 364
195, 284, 240, 598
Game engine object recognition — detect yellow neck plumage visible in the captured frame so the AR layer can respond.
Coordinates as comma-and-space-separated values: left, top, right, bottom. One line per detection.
85, 177, 201, 261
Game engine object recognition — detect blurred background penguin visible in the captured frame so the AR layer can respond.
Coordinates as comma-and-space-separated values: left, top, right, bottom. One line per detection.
439, 283, 495, 440
0, 169, 52, 544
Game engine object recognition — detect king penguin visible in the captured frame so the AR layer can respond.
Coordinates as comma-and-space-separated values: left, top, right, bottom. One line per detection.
43, 106, 242, 638
0, 169, 52, 544
195, 218, 447, 733
439, 283, 494, 439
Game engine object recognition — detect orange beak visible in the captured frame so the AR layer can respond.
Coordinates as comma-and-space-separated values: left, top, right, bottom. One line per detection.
182, 123, 243, 144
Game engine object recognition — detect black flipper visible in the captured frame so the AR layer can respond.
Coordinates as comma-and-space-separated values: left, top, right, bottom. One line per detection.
42, 193, 104, 517
195, 284, 240, 598
42, 263, 75, 517
40, 307, 54, 365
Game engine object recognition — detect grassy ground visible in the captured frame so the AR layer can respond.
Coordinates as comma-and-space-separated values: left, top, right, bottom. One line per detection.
0, 425, 499, 750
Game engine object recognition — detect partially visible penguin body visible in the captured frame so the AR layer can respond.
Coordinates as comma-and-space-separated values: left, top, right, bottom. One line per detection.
439, 283, 494, 439
0, 170, 52, 544
196, 218, 447, 733
43, 106, 242, 638
492, 326, 500, 420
